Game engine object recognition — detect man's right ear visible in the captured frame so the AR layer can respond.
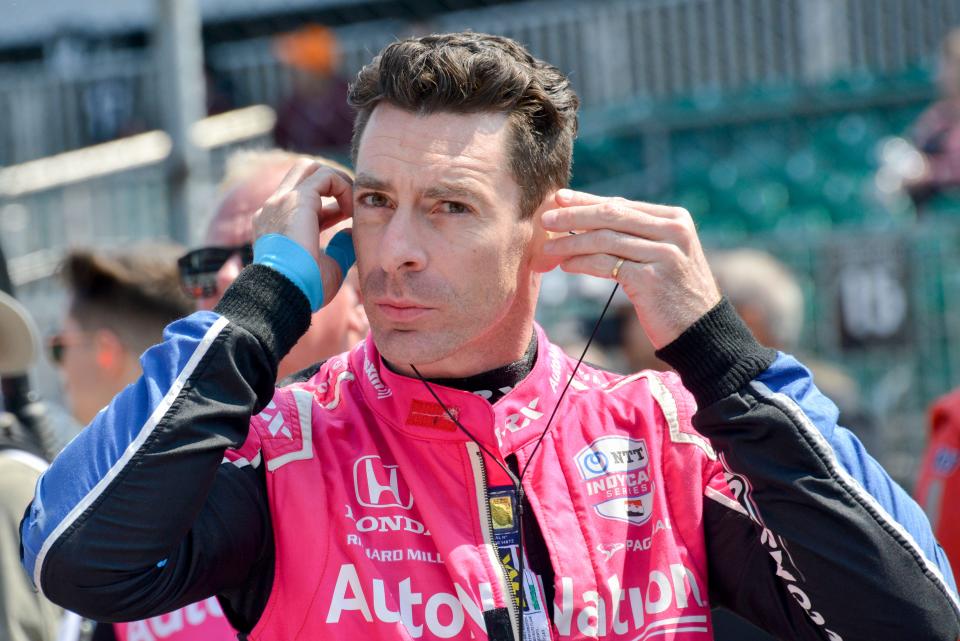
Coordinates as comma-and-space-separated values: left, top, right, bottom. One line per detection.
529, 190, 565, 274
92, 329, 125, 375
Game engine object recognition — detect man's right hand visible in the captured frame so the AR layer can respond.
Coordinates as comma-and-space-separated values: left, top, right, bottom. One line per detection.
253, 160, 355, 307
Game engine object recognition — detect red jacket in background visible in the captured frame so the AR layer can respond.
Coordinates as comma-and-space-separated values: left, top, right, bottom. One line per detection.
916, 388, 960, 579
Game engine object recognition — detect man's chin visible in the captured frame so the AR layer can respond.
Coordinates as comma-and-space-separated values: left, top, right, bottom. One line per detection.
372, 326, 459, 372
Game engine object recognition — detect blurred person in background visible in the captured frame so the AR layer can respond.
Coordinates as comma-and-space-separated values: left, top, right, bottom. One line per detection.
0, 291, 67, 641
178, 148, 367, 380
916, 389, 960, 580
50, 246, 227, 641
709, 248, 878, 451
615, 300, 671, 373
51, 246, 193, 427
272, 25, 354, 155
901, 27, 960, 205
563, 294, 670, 374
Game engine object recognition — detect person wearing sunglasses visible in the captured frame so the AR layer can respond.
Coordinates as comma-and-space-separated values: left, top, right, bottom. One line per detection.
99, 150, 365, 641
178, 148, 367, 380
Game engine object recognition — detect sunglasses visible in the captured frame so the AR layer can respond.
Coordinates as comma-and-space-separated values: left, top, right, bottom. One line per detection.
177, 244, 254, 299
46, 332, 91, 366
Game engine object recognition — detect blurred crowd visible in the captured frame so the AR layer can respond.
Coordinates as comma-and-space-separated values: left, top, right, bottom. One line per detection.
3, 18, 960, 641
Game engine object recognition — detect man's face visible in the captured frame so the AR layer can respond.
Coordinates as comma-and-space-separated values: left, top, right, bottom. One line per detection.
352, 104, 539, 374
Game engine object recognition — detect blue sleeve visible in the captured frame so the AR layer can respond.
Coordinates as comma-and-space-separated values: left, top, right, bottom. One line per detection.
19, 266, 308, 626
18, 304, 280, 623
757, 352, 958, 597
20, 265, 310, 631
20, 312, 228, 587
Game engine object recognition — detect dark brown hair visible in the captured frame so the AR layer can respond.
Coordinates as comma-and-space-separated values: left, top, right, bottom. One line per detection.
348, 31, 579, 218
61, 244, 193, 354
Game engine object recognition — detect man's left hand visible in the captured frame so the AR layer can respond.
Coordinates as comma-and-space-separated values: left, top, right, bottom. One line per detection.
541, 189, 721, 349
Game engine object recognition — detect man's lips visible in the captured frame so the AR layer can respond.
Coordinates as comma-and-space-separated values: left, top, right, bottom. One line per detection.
374, 299, 433, 322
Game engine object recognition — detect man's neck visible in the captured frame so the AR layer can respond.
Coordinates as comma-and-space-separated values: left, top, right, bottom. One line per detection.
415, 333, 538, 404
381, 328, 537, 403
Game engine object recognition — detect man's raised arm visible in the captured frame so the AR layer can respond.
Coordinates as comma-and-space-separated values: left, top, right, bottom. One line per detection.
659, 299, 960, 640
543, 187, 960, 639
19, 265, 307, 621
21, 160, 354, 623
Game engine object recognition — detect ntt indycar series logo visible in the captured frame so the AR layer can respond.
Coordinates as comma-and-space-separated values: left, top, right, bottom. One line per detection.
575, 436, 654, 525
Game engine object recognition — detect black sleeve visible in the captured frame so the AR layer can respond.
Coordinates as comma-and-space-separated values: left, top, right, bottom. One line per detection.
657, 298, 960, 641
20, 266, 311, 630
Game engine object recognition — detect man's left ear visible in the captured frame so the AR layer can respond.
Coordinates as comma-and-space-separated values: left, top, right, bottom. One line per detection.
529, 190, 564, 274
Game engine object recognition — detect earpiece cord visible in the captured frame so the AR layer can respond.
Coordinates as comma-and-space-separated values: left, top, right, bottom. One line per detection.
412, 282, 619, 641
409, 367, 521, 488
518, 283, 619, 482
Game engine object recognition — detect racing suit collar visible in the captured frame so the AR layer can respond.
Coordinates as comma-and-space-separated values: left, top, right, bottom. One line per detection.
353, 323, 571, 457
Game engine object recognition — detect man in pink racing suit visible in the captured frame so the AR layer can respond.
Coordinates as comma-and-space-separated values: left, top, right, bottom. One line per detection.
21, 32, 960, 641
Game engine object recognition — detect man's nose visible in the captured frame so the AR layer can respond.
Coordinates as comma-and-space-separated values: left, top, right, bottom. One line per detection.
378, 208, 427, 274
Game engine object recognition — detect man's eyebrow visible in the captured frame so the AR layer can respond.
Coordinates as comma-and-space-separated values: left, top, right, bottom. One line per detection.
353, 173, 390, 191
354, 173, 488, 204
423, 182, 485, 202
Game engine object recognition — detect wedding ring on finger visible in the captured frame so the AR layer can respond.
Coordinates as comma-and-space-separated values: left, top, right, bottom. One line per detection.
610, 257, 626, 280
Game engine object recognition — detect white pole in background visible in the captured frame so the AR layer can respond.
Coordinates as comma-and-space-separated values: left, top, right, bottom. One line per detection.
155, 0, 208, 245
799, 0, 851, 83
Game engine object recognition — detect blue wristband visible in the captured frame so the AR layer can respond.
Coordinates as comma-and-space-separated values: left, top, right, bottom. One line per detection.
324, 230, 356, 281
253, 234, 324, 312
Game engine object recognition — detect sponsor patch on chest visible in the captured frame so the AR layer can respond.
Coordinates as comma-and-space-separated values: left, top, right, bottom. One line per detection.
575, 436, 655, 525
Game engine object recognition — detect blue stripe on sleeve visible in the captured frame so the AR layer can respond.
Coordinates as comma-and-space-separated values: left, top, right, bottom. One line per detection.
20, 312, 227, 589
757, 352, 959, 597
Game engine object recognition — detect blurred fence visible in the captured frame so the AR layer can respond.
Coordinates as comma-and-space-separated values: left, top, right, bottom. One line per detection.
0, 105, 275, 439
0, 53, 159, 166
3, 0, 960, 165
0, 105, 275, 334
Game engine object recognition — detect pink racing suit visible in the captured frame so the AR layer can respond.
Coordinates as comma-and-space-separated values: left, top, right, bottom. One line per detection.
22, 266, 960, 641
226, 325, 724, 640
